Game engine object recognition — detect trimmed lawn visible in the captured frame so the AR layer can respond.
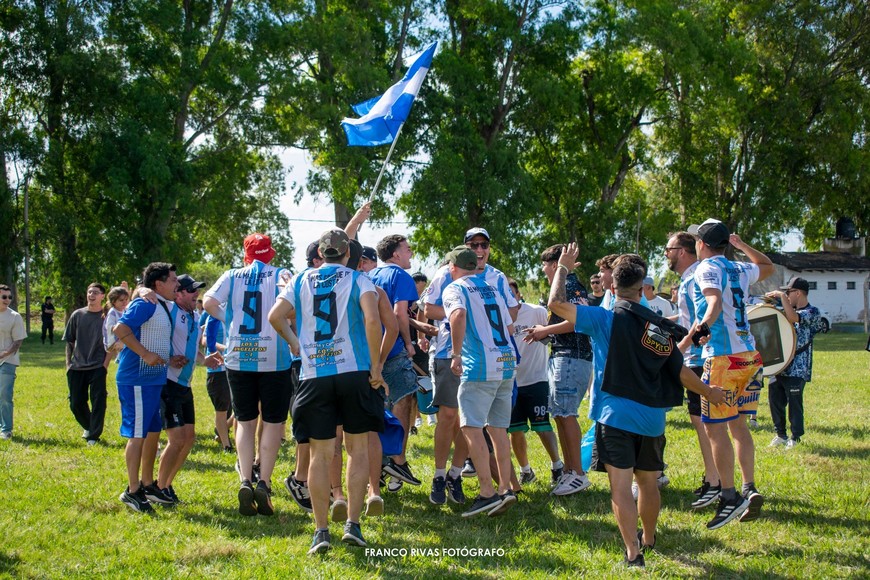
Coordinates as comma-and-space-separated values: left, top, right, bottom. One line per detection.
0, 332, 867, 578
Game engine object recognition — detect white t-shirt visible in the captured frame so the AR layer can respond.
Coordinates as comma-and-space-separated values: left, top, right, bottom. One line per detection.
0, 308, 27, 366
511, 303, 549, 386
648, 295, 677, 318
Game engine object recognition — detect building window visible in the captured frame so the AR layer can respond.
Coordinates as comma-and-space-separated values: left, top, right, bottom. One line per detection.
828, 281, 837, 290
847, 281, 856, 290
808, 281, 817, 290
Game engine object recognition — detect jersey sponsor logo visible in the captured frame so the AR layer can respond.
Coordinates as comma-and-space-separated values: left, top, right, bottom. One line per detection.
736, 389, 760, 407
727, 353, 762, 369
641, 323, 672, 355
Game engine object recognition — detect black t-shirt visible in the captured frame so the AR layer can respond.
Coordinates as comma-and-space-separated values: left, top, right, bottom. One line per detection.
41, 302, 55, 322
548, 273, 592, 360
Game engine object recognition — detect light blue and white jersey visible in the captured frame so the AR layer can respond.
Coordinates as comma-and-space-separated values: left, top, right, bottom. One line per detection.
167, 304, 202, 387
693, 256, 760, 357
443, 275, 516, 382
423, 263, 518, 360
279, 264, 377, 380
204, 260, 292, 372
677, 261, 703, 367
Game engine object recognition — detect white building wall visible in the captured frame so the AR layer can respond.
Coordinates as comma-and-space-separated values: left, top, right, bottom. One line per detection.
769, 267, 869, 323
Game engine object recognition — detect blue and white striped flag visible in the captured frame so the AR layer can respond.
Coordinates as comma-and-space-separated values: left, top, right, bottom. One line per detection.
341, 42, 437, 147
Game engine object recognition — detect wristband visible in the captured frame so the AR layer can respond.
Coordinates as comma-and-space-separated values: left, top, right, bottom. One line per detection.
557, 264, 569, 273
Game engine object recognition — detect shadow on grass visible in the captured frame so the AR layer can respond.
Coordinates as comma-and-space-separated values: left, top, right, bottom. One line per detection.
806, 424, 868, 439
809, 444, 870, 460
0, 552, 20, 576
766, 496, 870, 534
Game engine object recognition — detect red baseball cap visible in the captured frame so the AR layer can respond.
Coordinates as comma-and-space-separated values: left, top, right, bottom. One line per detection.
243, 233, 276, 264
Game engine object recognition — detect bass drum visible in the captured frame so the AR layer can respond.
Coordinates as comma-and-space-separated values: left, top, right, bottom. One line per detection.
747, 304, 797, 376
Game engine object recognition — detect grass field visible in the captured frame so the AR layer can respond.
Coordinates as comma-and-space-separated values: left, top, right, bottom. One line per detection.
0, 331, 867, 578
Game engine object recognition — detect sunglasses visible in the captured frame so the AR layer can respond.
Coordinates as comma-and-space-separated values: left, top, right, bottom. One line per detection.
665, 247, 683, 253
0, 295, 11, 300
590, 281, 601, 285
181, 288, 199, 294
466, 242, 489, 250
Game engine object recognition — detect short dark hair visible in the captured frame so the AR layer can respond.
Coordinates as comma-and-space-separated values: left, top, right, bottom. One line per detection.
44, 295, 52, 301
412, 272, 427, 284
142, 262, 176, 289
612, 257, 646, 296
508, 277, 519, 291
617, 253, 648, 276
88, 282, 106, 294
668, 231, 697, 255
377, 234, 407, 262
540, 244, 564, 263
595, 253, 620, 271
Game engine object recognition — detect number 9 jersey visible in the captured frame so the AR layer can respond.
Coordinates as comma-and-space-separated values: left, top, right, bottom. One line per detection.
279, 264, 378, 380
204, 260, 292, 372
692, 255, 760, 358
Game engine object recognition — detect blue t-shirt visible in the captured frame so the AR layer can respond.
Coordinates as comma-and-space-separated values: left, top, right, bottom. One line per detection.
369, 264, 419, 360
204, 315, 226, 374
573, 305, 667, 437
115, 297, 172, 387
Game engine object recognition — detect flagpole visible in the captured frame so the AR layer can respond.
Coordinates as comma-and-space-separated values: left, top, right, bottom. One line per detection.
367, 122, 404, 204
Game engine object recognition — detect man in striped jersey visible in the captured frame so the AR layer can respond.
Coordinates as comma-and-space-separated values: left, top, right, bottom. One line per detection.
203, 233, 298, 516
269, 228, 385, 554
443, 246, 518, 518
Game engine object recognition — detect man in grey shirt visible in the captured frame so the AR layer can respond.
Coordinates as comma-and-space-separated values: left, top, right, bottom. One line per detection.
63, 283, 110, 445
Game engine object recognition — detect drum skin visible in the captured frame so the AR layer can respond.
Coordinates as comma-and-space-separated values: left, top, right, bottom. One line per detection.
747, 304, 797, 376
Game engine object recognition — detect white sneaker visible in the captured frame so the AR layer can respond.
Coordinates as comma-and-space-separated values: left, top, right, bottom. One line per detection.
551, 471, 591, 496
427, 416, 437, 426
785, 438, 799, 450
631, 482, 639, 500
657, 473, 670, 489
414, 417, 423, 429
769, 436, 788, 447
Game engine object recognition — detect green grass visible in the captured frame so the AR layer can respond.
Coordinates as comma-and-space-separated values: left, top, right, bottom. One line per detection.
1, 332, 867, 578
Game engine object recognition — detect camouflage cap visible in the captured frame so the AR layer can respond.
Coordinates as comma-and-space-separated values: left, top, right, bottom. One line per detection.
318, 228, 350, 258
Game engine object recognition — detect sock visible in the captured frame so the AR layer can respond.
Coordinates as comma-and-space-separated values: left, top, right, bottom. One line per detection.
721, 487, 737, 501
316, 527, 328, 533
742, 482, 754, 495
552, 460, 564, 470
434, 468, 447, 479
448, 465, 461, 478
521, 465, 531, 473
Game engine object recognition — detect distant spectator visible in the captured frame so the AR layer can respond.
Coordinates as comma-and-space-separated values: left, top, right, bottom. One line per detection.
41, 296, 56, 345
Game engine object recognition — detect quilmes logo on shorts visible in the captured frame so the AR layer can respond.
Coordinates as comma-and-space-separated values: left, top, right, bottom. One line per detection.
641, 323, 672, 356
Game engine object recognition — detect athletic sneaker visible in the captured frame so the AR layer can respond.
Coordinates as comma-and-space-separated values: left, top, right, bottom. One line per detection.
0, 431, 11, 440
82, 430, 91, 439
119, 486, 153, 513
785, 438, 799, 450
637, 528, 656, 552
164, 486, 181, 504
331, 499, 348, 522
415, 417, 423, 429
365, 495, 384, 517
254, 480, 274, 516
238, 479, 257, 516
692, 475, 708, 496
386, 477, 404, 492
430, 476, 447, 505
142, 482, 175, 505
427, 415, 437, 426
488, 490, 517, 517
769, 435, 788, 447
86, 439, 98, 446
748, 417, 759, 429
284, 474, 313, 513
446, 474, 466, 504
461, 458, 477, 478
308, 529, 331, 555
692, 482, 721, 509
409, 425, 418, 436
658, 473, 670, 488
631, 482, 640, 501
707, 494, 750, 530
342, 521, 367, 547
461, 494, 502, 518
383, 459, 421, 486
251, 463, 261, 484
520, 468, 537, 486
739, 487, 764, 522
551, 465, 563, 486
551, 471, 591, 496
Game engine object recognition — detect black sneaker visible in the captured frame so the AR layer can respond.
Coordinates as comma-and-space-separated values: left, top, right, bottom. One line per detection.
238, 479, 257, 516
341, 521, 367, 547
164, 485, 181, 504
691, 482, 721, 509
383, 459, 421, 486
692, 475, 708, 497
308, 529, 331, 555
119, 486, 153, 513
551, 465, 563, 486
254, 480, 274, 516
637, 529, 656, 552
251, 463, 261, 484
739, 487, 764, 523
520, 468, 536, 486
707, 494, 750, 530
461, 458, 477, 478
624, 552, 645, 568
284, 474, 313, 513
446, 474, 466, 504
488, 490, 517, 516
142, 482, 174, 505
461, 494, 502, 518
430, 476, 447, 505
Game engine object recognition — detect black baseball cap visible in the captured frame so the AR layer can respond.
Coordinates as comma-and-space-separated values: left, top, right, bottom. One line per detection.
688, 219, 730, 248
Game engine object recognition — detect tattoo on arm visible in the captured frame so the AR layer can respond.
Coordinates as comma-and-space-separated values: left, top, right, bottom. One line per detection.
549, 268, 567, 305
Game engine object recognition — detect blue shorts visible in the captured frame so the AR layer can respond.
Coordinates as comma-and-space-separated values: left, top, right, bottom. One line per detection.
382, 355, 417, 407
118, 383, 164, 438
548, 356, 592, 417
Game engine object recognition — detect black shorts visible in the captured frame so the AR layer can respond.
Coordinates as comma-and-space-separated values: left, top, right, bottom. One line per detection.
227, 368, 292, 424
292, 371, 384, 439
288, 360, 307, 443
508, 381, 554, 433
591, 422, 665, 473
206, 372, 232, 412
687, 366, 703, 417
162, 380, 195, 430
